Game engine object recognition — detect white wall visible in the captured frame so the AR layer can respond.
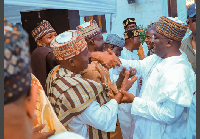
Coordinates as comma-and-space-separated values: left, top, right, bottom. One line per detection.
111, 0, 163, 37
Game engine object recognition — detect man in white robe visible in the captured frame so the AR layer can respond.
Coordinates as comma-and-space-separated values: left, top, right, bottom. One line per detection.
113, 16, 196, 139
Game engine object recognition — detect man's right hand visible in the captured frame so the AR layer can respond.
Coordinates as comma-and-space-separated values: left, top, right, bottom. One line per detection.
120, 90, 135, 103
32, 124, 56, 139
90, 48, 121, 69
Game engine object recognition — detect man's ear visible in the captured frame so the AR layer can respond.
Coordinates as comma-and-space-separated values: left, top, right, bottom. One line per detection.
166, 39, 173, 48
36, 40, 43, 47
69, 58, 75, 66
25, 85, 38, 118
90, 38, 95, 45
110, 45, 115, 50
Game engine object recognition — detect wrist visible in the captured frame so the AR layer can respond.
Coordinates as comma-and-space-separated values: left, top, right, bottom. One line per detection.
116, 77, 123, 89
131, 95, 135, 102
90, 52, 101, 61
114, 92, 123, 104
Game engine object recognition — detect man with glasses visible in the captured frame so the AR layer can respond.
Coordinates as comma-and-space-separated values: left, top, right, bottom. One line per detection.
180, 3, 196, 74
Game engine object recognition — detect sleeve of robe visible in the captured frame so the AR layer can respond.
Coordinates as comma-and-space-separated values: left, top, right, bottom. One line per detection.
77, 99, 118, 132
131, 65, 195, 124
113, 55, 156, 77
131, 97, 184, 124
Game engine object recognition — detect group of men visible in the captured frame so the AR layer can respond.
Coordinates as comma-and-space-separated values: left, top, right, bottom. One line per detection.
4, 3, 196, 139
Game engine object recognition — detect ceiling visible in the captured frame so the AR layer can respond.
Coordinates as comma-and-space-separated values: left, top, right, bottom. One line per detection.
4, 0, 116, 24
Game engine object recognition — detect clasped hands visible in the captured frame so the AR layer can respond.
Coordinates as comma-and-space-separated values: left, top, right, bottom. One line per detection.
115, 68, 137, 104
90, 49, 137, 103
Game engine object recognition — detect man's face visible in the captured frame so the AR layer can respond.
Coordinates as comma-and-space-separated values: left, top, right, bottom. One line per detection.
104, 43, 112, 52
152, 32, 168, 58
93, 33, 106, 52
125, 24, 137, 31
112, 46, 123, 57
187, 16, 196, 35
104, 43, 122, 57
145, 28, 156, 50
40, 32, 57, 47
73, 47, 89, 73
130, 36, 141, 50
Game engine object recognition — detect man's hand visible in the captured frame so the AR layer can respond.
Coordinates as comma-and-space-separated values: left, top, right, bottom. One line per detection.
121, 71, 138, 92
32, 124, 56, 139
128, 67, 137, 78
139, 78, 142, 85
116, 67, 126, 89
120, 90, 135, 103
90, 48, 121, 69
119, 67, 136, 79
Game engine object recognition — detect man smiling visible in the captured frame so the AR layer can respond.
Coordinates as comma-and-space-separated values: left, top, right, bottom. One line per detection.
107, 16, 196, 139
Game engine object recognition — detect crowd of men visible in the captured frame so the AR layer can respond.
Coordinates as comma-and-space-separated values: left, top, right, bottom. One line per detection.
4, 3, 196, 139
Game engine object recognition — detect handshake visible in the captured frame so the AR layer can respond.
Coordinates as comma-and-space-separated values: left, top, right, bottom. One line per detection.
114, 67, 137, 104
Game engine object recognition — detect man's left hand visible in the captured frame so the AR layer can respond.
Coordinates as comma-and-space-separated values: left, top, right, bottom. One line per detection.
32, 124, 56, 139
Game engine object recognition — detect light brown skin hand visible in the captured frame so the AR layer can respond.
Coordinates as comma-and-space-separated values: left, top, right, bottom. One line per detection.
105, 48, 122, 69
128, 67, 137, 79
119, 71, 137, 103
120, 90, 135, 103
116, 67, 126, 89
116, 67, 137, 89
90, 48, 122, 69
32, 124, 56, 139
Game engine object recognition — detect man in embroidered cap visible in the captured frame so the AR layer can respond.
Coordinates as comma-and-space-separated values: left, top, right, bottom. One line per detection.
31, 20, 59, 92
4, 18, 38, 139
180, 3, 196, 74
104, 34, 127, 139
77, 21, 139, 139
109, 16, 196, 139
76, 20, 136, 100
46, 30, 136, 139
123, 18, 146, 60
123, 18, 137, 31
104, 34, 125, 57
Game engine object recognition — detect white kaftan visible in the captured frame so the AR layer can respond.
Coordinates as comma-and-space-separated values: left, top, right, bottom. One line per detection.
67, 99, 118, 139
114, 53, 196, 139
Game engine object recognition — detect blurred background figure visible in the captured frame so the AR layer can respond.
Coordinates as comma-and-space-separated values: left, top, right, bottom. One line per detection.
180, 3, 196, 74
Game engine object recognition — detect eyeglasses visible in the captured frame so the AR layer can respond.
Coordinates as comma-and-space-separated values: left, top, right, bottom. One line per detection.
186, 18, 196, 24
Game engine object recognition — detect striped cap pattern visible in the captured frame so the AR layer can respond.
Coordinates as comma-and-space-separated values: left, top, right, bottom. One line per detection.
156, 16, 187, 41
76, 20, 101, 42
31, 20, 56, 41
123, 18, 136, 29
50, 30, 87, 60
123, 28, 141, 40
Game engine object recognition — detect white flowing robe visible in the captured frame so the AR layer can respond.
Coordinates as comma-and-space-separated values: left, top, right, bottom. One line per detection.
113, 53, 196, 139
67, 99, 118, 139
109, 47, 140, 139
